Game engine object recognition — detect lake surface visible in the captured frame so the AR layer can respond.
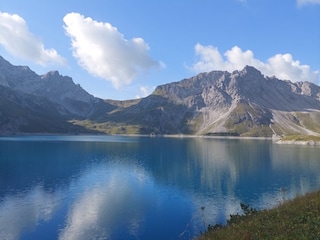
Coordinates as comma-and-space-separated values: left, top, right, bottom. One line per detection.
0, 135, 319, 240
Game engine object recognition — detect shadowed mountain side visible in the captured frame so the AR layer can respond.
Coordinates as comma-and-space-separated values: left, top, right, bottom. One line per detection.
0, 56, 115, 134
81, 66, 320, 137
0, 85, 98, 134
0, 56, 319, 137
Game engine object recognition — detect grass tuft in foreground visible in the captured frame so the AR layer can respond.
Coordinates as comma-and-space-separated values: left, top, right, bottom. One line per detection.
198, 190, 320, 240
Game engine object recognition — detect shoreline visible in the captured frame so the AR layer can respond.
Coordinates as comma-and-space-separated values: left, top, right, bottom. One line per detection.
1, 132, 320, 145
198, 190, 320, 240
275, 139, 320, 145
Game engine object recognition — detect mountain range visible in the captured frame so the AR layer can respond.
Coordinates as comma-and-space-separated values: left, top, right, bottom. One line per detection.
0, 56, 320, 137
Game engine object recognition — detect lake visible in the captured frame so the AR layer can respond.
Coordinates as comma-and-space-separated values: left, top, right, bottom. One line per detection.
0, 135, 319, 240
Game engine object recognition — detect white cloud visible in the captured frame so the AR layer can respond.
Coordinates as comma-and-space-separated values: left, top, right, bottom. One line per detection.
297, 0, 320, 6
63, 13, 163, 89
0, 12, 66, 66
190, 43, 319, 84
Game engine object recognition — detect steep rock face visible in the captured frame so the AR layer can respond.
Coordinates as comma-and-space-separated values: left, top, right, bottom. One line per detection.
90, 65, 320, 136
0, 56, 98, 117
1, 55, 320, 137
147, 66, 275, 135
0, 85, 92, 134
38, 71, 98, 116
0, 56, 115, 134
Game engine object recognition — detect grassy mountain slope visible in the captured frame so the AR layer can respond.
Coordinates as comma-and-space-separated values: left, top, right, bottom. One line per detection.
1, 55, 320, 137
74, 66, 320, 137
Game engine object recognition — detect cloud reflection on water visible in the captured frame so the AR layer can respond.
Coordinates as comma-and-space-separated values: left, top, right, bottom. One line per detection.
0, 137, 320, 239
185, 138, 320, 228
0, 185, 62, 240
59, 163, 152, 240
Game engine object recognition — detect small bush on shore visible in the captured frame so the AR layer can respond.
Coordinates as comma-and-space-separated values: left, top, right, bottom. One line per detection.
198, 190, 320, 240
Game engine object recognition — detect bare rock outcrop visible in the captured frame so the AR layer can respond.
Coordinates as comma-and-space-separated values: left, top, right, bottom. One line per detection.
1, 55, 319, 137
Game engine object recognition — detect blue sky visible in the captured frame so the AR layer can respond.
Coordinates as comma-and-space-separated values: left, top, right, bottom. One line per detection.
0, 0, 319, 100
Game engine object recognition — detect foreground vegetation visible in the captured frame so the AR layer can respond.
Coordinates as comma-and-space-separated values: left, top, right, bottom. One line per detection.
198, 190, 320, 240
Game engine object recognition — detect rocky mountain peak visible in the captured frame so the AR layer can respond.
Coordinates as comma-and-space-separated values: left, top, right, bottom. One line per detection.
143, 66, 320, 136
1, 56, 319, 137
40, 70, 75, 86
0, 55, 11, 67
41, 70, 60, 79
0, 56, 34, 74
0, 55, 96, 117
240, 65, 263, 76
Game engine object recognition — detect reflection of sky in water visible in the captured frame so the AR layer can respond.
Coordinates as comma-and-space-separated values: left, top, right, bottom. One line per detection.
0, 136, 320, 240
60, 162, 170, 240
0, 185, 62, 240
60, 163, 150, 240
0, 159, 193, 239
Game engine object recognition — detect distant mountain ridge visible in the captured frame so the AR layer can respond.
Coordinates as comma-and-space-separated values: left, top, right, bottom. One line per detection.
0, 56, 320, 137
0, 56, 114, 134
0, 56, 98, 117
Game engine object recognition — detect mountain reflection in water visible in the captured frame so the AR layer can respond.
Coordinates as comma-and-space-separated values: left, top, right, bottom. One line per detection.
0, 136, 319, 240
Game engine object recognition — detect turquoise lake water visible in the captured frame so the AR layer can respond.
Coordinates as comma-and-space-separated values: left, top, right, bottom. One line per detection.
0, 135, 319, 240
